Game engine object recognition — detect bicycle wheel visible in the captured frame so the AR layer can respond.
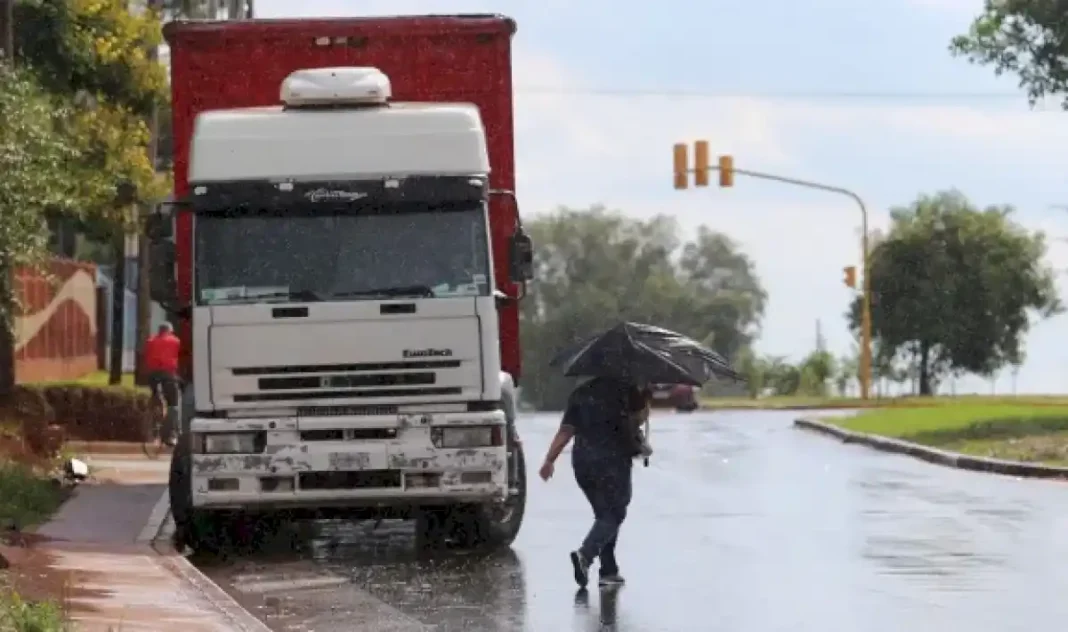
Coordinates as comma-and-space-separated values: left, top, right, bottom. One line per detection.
142, 388, 166, 460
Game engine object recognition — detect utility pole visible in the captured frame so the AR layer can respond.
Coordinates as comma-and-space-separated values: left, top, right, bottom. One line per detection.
0, 0, 13, 62
672, 140, 874, 399
135, 0, 164, 386
111, 182, 137, 385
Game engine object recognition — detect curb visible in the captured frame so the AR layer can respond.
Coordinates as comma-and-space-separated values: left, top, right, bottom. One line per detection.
157, 554, 274, 632
794, 417, 1068, 480
66, 441, 173, 456
144, 490, 271, 632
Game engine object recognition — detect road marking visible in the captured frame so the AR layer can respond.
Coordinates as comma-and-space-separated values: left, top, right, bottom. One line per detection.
235, 575, 350, 594
137, 489, 171, 543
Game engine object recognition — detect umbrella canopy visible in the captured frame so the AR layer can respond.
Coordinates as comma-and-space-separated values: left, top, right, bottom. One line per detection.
549, 322, 743, 386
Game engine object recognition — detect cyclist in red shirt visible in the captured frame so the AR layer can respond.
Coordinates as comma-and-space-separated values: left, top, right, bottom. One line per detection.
144, 322, 181, 446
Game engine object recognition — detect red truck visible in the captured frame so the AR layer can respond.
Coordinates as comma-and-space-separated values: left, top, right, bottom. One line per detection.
149, 15, 533, 552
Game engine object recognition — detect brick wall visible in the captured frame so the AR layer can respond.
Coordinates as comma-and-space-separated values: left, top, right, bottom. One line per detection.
14, 258, 99, 383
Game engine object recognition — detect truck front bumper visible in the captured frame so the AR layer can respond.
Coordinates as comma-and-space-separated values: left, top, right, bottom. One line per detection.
187, 411, 510, 511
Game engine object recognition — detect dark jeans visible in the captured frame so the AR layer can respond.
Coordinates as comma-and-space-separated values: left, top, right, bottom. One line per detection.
147, 371, 179, 439
574, 456, 632, 577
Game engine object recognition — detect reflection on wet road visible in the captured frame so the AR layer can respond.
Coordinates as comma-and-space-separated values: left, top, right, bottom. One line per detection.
198, 410, 1068, 631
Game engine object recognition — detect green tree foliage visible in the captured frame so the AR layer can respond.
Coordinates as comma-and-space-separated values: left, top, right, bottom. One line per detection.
520, 206, 767, 410
950, 0, 1068, 107
848, 190, 1060, 395
15, 0, 169, 234
797, 349, 835, 397
162, 0, 251, 20
0, 65, 78, 393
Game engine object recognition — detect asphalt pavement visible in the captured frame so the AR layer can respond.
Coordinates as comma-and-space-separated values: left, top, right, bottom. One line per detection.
195, 409, 1068, 631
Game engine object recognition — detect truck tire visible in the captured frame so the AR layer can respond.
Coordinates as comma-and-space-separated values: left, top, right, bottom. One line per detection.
169, 439, 230, 555
455, 438, 528, 550
414, 439, 528, 551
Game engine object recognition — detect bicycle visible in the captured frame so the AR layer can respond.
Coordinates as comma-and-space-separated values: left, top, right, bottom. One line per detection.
142, 380, 177, 459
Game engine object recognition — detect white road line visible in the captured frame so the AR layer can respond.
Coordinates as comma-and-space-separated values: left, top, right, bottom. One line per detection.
235, 575, 350, 594
137, 490, 171, 543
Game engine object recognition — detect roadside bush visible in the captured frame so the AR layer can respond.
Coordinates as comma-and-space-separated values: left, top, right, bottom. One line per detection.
0, 590, 67, 632
0, 460, 65, 530
12, 384, 149, 443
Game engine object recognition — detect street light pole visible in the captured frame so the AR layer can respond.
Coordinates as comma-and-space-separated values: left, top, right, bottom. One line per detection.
673, 147, 874, 399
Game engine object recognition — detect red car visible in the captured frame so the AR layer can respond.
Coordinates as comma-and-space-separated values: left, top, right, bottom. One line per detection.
649, 383, 699, 412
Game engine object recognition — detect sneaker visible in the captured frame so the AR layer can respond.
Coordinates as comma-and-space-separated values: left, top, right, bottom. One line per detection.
569, 550, 589, 588
599, 574, 626, 587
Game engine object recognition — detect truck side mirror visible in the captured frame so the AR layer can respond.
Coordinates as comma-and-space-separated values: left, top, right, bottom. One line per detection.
149, 241, 178, 305
508, 227, 534, 283
145, 211, 173, 241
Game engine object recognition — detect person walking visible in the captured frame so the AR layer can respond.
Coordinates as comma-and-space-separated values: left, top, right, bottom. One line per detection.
144, 322, 181, 446
539, 376, 649, 589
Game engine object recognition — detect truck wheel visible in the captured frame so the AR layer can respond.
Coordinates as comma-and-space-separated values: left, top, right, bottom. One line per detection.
414, 507, 450, 550
169, 439, 229, 555
453, 439, 528, 550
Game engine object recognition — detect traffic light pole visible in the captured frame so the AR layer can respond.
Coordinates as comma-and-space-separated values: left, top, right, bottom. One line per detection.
682, 163, 874, 400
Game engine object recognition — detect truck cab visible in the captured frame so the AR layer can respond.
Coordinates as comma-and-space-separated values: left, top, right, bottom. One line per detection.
149, 66, 532, 552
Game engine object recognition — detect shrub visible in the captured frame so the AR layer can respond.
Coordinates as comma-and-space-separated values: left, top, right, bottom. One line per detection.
12, 385, 149, 443
0, 589, 67, 632
0, 460, 66, 530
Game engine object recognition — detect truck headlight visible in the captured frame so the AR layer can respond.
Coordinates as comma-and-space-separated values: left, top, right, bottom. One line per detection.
194, 432, 265, 454
431, 425, 503, 448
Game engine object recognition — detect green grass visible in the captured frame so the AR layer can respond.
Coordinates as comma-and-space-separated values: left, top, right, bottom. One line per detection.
0, 460, 67, 531
832, 403, 1068, 466
0, 589, 68, 632
0, 458, 70, 630
703, 394, 1068, 410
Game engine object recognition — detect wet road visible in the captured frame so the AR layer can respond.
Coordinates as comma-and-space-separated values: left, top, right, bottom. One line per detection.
197, 409, 1068, 631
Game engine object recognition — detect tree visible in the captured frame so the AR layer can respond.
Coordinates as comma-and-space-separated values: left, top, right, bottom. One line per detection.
848, 190, 1060, 395
733, 347, 768, 399
0, 65, 77, 396
519, 206, 767, 410
15, 0, 170, 227
797, 349, 835, 397
834, 352, 857, 396
950, 0, 1068, 107
162, 0, 252, 20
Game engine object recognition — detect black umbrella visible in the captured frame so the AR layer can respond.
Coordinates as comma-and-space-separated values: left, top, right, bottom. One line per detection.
549, 322, 743, 386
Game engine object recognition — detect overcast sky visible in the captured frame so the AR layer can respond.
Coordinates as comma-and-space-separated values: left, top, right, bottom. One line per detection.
251, 0, 1068, 394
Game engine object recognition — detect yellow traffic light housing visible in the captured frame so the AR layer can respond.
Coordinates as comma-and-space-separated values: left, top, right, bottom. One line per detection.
718, 155, 734, 187
673, 143, 688, 189
694, 140, 709, 187
843, 265, 856, 289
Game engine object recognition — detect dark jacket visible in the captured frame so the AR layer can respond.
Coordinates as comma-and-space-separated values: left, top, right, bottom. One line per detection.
561, 378, 647, 463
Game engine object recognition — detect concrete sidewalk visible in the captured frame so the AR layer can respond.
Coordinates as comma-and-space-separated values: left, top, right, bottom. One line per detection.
2, 451, 270, 631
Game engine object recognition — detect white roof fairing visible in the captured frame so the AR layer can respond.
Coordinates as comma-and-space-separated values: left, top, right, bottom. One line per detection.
188, 102, 490, 183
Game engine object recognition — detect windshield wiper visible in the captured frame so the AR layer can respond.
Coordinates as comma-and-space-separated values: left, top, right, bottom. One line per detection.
331, 285, 436, 299
218, 289, 326, 303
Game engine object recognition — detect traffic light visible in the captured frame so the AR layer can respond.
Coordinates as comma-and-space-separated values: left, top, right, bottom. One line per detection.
673, 143, 688, 189
694, 140, 709, 187
718, 155, 734, 187
843, 265, 856, 289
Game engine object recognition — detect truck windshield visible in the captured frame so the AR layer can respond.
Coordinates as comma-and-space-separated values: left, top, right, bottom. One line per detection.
194, 206, 492, 305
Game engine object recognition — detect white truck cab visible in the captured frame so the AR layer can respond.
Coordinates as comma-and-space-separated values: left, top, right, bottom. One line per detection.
156, 67, 530, 552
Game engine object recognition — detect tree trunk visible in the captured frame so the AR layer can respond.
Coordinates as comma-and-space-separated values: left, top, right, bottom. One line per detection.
0, 0, 13, 63
135, 0, 163, 387
0, 256, 15, 400
918, 341, 932, 396
108, 237, 126, 385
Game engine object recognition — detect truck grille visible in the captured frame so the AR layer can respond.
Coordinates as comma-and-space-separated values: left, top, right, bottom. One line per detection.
232, 360, 460, 375
230, 360, 464, 402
